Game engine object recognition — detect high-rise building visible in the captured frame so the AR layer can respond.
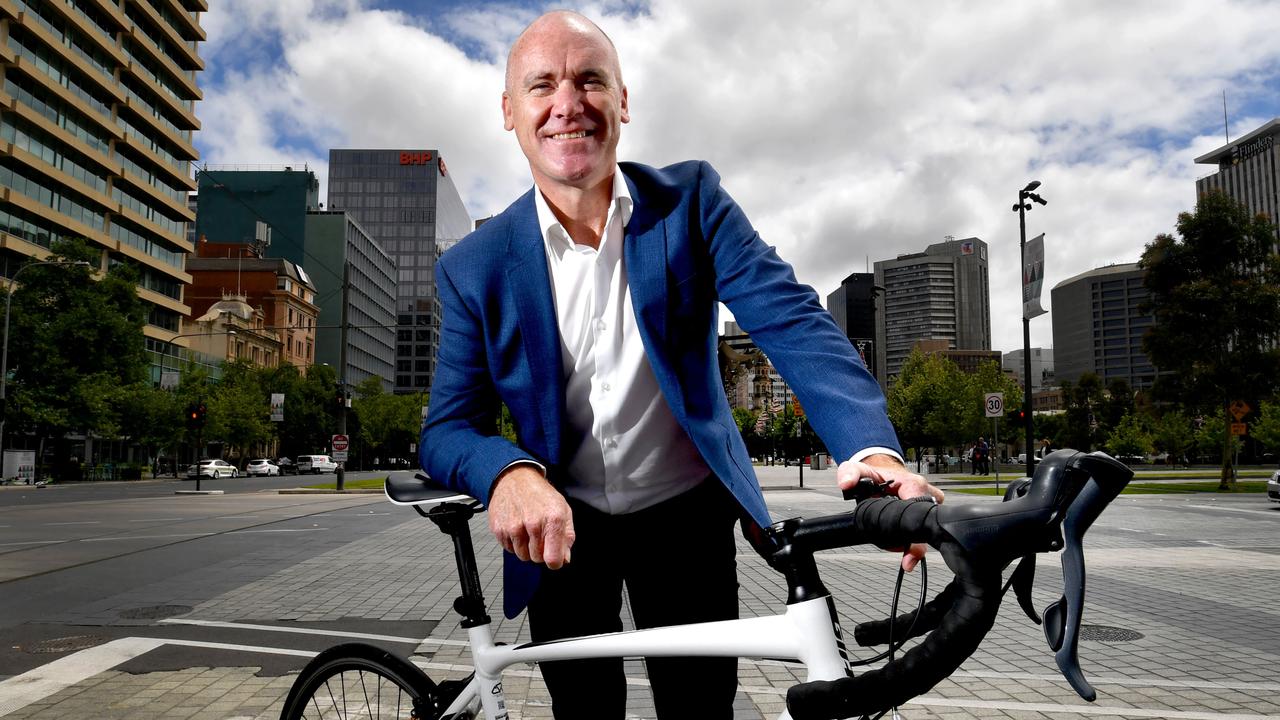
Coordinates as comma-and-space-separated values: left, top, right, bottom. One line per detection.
825, 272, 879, 380
1050, 263, 1162, 390
327, 149, 472, 393
1003, 348, 1055, 393
873, 237, 991, 390
1194, 117, 1279, 247
305, 211, 396, 391
0, 0, 206, 383
195, 167, 320, 262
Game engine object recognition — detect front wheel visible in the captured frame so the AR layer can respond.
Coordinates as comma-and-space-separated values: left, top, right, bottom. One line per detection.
279, 643, 439, 720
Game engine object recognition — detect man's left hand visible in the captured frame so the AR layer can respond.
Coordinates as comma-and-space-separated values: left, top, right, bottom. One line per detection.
836, 454, 945, 572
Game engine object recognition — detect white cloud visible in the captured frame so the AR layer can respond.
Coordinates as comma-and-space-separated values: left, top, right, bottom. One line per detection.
194, 0, 1280, 353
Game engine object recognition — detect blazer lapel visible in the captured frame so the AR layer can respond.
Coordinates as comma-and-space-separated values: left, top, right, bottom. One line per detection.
622, 173, 668, 352
505, 191, 565, 467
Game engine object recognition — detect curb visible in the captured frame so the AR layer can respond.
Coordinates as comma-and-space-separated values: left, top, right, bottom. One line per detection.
174, 490, 225, 495
276, 488, 383, 495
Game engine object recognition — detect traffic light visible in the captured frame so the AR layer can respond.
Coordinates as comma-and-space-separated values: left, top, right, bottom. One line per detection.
186, 404, 198, 430
195, 403, 207, 428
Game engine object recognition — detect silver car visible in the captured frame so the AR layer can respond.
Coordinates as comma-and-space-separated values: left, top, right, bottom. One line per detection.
186, 459, 238, 479
245, 459, 280, 476
1268, 469, 1280, 504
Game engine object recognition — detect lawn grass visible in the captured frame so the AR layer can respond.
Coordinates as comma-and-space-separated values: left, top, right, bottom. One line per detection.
950, 481, 1269, 496
943, 469, 1273, 482
302, 477, 386, 490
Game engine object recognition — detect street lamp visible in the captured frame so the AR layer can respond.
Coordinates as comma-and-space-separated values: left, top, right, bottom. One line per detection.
0, 260, 93, 473
1013, 180, 1047, 478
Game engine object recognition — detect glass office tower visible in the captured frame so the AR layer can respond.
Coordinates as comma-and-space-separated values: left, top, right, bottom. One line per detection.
327, 149, 471, 393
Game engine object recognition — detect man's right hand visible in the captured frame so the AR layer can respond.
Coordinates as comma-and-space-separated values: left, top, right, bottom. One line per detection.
488, 465, 575, 569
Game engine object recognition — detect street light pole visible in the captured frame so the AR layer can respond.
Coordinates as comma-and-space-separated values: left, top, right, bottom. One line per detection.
0, 260, 91, 475
1013, 181, 1047, 478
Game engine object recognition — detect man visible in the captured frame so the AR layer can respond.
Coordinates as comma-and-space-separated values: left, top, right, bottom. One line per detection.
420, 11, 943, 718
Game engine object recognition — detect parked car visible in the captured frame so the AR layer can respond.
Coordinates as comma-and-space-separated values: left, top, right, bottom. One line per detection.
186, 459, 238, 479
245, 459, 280, 476
297, 455, 337, 474
274, 457, 297, 475
1268, 469, 1280, 504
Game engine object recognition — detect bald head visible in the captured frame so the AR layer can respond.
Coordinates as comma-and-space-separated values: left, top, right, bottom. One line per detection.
505, 11, 622, 93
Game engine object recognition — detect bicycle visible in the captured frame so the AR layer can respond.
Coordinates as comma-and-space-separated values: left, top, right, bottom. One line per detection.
279, 449, 1133, 720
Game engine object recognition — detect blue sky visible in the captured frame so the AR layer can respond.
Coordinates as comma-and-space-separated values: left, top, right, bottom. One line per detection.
193, 1, 1280, 352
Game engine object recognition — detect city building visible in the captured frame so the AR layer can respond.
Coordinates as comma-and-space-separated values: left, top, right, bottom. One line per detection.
186, 295, 282, 369
1050, 263, 1162, 390
327, 149, 472, 393
194, 166, 320, 263
304, 211, 396, 391
0, 0, 206, 384
1194, 117, 1279, 247
185, 241, 319, 371
913, 339, 1002, 375
825, 272, 879, 379
718, 322, 794, 412
1003, 348, 1055, 393
873, 237, 991, 390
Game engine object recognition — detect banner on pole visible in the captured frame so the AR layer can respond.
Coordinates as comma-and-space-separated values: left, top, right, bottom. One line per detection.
1022, 233, 1047, 320
270, 393, 285, 422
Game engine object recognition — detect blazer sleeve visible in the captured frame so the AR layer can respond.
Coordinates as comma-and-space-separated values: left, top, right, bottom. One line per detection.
419, 258, 537, 505
693, 161, 903, 462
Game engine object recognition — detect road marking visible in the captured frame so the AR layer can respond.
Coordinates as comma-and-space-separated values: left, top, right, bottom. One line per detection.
1187, 504, 1279, 517
78, 533, 212, 542
0, 637, 164, 716
42, 522, 99, 526
0, 540, 63, 547
227, 528, 326, 534
216, 515, 258, 519
159, 619, 440, 645
129, 518, 187, 522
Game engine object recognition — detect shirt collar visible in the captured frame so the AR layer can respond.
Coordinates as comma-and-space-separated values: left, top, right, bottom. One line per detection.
534, 165, 633, 253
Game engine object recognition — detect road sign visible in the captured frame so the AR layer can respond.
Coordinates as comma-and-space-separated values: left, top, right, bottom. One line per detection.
1230, 422, 1248, 436
1229, 400, 1250, 421
984, 392, 1004, 418
332, 434, 349, 461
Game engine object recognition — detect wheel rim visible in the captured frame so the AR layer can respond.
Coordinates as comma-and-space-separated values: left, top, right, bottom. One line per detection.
300, 668, 420, 719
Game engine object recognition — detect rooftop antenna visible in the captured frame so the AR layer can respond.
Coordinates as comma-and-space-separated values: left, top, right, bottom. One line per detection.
1223, 90, 1230, 143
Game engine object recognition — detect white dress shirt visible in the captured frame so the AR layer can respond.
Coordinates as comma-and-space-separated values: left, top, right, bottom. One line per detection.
533, 167, 712, 514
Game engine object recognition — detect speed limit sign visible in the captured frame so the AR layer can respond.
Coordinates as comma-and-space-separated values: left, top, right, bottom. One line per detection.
984, 392, 1004, 418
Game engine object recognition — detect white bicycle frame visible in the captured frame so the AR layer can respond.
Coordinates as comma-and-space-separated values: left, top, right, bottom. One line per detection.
434, 593, 850, 720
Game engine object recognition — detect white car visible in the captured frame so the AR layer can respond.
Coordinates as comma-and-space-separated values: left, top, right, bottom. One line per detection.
187, 459, 238, 479
297, 455, 338, 474
245, 459, 280, 476
1268, 469, 1280, 504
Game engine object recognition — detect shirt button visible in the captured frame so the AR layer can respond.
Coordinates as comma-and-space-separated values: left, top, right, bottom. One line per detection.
608, 438, 619, 449
601, 382, 611, 392
595, 320, 606, 333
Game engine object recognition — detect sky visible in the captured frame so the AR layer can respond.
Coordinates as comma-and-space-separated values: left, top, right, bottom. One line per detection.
194, 0, 1280, 354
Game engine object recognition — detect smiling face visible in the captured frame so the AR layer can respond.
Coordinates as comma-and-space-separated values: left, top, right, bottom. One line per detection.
502, 13, 629, 193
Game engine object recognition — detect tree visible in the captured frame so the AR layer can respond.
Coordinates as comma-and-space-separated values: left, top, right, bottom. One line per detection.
1140, 190, 1280, 487
1250, 401, 1280, 467
1104, 413, 1153, 460
205, 359, 273, 464
1059, 374, 1107, 452
1150, 410, 1195, 466
260, 363, 341, 458
118, 384, 182, 475
352, 376, 426, 465
5, 239, 148, 477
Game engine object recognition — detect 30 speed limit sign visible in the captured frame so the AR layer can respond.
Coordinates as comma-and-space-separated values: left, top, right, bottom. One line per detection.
984, 392, 1004, 418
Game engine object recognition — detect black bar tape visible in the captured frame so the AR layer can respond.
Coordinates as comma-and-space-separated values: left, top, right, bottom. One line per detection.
788, 513, 1004, 719
853, 581, 959, 647
854, 496, 945, 550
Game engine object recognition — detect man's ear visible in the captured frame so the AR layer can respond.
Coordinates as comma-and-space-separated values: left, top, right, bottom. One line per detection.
502, 92, 515, 132
619, 85, 630, 124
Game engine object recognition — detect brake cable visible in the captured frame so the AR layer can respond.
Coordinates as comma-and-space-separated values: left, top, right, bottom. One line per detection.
852, 555, 927, 720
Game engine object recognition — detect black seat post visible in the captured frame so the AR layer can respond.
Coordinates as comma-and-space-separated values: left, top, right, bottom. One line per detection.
421, 504, 491, 628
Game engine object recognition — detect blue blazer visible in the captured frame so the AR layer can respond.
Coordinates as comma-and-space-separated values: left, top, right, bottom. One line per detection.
421, 160, 900, 617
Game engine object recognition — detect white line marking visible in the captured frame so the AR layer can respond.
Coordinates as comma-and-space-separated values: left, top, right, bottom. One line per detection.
0, 637, 164, 716
1187, 504, 1280, 517
158, 619, 455, 645
43, 522, 99, 526
226, 528, 326, 535
129, 518, 187, 522
78, 533, 212, 542
0, 540, 63, 547
215, 516, 258, 519
159, 638, 316, 658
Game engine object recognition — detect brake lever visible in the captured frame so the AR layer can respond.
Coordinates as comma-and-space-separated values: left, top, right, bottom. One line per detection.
1008, 554, 1041, 624
1045, 452, 1133, 702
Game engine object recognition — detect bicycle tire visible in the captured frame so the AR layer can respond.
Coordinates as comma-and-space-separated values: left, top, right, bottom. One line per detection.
279, 643, 439, 720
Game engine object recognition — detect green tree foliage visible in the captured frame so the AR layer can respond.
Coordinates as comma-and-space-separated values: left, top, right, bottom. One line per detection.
117, 383, 182, 472
1248, 401, 1280, 467
1058, 374, 1106, 451
257, 363, 341, 458
1193, 407, 1241, 471
205, 359, 273, 463
1104, 413, 1153, 459
352, 377, 425, 464
1140, 190, 1280, 485
5, 239, 148, 474
1150, 410, 1195, 466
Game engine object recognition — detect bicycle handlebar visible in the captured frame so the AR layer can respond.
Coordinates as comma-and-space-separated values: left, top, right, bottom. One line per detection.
785, 449, 1133, 720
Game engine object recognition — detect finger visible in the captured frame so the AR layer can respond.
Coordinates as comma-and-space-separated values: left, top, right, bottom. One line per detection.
541, 515, 572, 569
510, 533, 530, 562
527, 528, 544, 565
901, 543, 927, 572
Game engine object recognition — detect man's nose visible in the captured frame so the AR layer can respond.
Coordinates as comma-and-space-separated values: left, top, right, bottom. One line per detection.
551, 81, 584, 118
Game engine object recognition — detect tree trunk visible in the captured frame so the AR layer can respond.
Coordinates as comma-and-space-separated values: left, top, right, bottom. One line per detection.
1219, 402, 1234, 490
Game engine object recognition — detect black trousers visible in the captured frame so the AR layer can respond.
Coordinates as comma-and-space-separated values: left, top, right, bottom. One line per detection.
527, 479, 741, 719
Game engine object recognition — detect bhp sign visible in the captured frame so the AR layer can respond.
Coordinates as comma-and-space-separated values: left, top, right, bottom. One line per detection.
400, 151, 433, 165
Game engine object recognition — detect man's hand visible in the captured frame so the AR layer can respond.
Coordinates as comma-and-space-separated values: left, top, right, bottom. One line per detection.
488, 465, 575, 569
836, 454, 945, 572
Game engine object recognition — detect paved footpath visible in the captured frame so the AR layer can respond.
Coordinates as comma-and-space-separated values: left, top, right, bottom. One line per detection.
1, 466, 1279, 719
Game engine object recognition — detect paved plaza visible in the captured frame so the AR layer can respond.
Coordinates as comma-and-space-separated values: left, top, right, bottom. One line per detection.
1, 466, 1279, 719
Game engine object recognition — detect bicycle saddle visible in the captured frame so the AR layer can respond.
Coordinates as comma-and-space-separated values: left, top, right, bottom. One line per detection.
786, 449, 1133, 720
